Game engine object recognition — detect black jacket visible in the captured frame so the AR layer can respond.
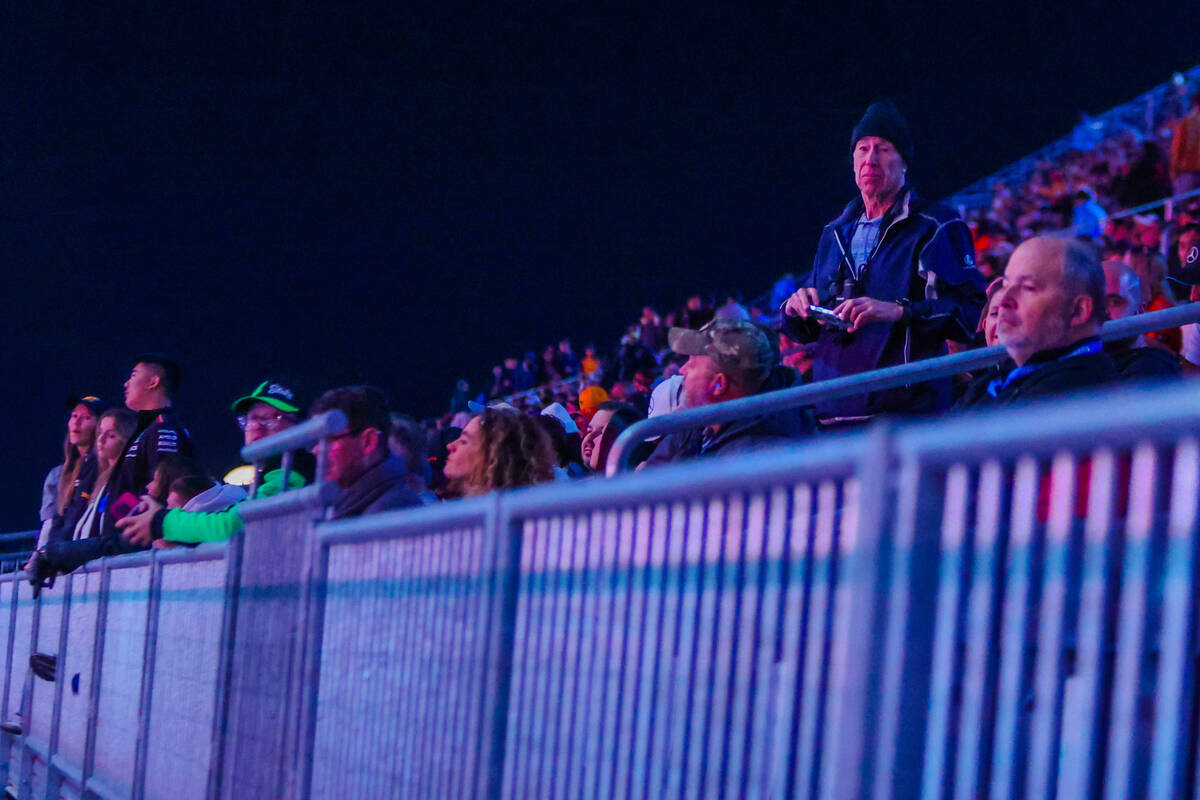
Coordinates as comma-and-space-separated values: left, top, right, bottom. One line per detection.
43, 406, 194, 573
783, 187, 985, 421
330, 455, 422, 520
643, 366, 815, 466
956, 339, 1119, 409
44, 452, 99, 545
1104, 339, 1181, 383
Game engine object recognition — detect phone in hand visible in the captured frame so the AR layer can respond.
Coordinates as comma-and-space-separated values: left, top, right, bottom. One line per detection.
110, 492, 141, 520
808, 304, 850, 330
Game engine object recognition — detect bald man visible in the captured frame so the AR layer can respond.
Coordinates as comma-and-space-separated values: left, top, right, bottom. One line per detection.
958, 236, 1119, 408
1100, 260, 1181, 382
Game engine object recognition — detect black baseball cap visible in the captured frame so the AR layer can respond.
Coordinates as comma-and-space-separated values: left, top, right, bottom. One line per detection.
67, 395, 108, 417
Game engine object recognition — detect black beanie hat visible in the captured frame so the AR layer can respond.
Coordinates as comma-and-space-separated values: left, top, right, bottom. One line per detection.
850, 99, 913, 166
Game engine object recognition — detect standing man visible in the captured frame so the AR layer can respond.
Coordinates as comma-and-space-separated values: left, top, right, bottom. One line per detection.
782, 100, 986, 424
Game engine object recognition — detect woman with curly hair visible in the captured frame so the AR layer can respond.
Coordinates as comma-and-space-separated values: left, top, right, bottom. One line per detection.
441, 409, 556, 498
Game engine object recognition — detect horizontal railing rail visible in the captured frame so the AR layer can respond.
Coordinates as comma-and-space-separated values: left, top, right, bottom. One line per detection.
608, 302, 1200, 474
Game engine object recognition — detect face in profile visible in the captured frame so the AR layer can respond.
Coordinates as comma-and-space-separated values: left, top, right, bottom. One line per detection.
580, 409, 615, 471
443, 416, 483, 483
95, 416, 127, 466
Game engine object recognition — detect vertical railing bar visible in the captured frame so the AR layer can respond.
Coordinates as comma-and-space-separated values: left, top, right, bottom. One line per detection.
988, 455, 1040, 800
590, 507, 625, 800
81, 559, 112, 793
452, 523, 487, 800
552, 513, 585, 800
393, 534, 426, 794
407, 533, 444, 795
430, 526, 467, 800
920, 464, 970, 800
727, 490, 769, 800
131, 552, 164, 800
547, 512, 582, 800
820, 424, 893, 800
645, 500, 687, 800
626, 503, 663, 800
1102, 442, 1159, 800
681, 496, 721, 798
712, 492, 748, 799
560, 510, 596, 800
532, 515, 567, 800
0, 572, 20, 793
792, 480, 835, 799
1147, 438, 1200, 800
483, 496, 524, 800
607, 506, 641, 800
1025, 450, 1078, 800
1054, 448, 1117, 800
952, 460, 1007, 800
473, 498, 505, 800
501, 517, 537, 800
19, 577, 42, 797
208, 533, 242, 800
295, 533, 331, 800
668, 498, 707, 799
524, 517, 557, 799
47, 572, 74, 798
741, 488, 784, 797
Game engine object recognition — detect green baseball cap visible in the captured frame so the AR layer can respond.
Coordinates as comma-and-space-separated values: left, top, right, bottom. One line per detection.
231, 379, 301, 414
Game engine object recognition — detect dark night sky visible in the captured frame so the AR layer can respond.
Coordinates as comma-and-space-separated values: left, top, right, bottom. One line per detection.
2, 2, 1194, 529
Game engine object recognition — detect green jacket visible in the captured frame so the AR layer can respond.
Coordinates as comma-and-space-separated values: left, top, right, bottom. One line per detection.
154, 468, 308, 544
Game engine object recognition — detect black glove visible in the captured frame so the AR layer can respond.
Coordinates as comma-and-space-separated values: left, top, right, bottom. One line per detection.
27, 550, 57, 598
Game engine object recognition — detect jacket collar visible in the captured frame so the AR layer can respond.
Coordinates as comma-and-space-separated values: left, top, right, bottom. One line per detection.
831, 185, 915, 230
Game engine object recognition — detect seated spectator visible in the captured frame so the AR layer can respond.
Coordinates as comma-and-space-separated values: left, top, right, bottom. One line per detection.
958, 237, 1118, 408
1101, 260, 1181, 381
118, 378, 315, 546
638, 306, 667, 352
977, 277, 1005, 347
441, 408, 556, 497
643, 319, 814, 466
387, 413, 439, 504
167, 474, 246, 512
1070, 187, 1107, 238
538, 402, 587, 479
580, 401, 652, 473
308, 386, 421, 518
1125, 245, 1182, 353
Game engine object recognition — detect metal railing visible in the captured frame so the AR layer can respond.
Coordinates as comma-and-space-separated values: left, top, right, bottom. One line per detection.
5, 379, 1200, 797
608, 302, 1200, 474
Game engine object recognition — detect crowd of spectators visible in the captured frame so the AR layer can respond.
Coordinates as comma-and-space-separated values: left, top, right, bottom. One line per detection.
22, 86, 1200, 590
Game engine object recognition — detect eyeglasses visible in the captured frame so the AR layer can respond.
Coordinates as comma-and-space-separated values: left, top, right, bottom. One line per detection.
237, 413, 292, 432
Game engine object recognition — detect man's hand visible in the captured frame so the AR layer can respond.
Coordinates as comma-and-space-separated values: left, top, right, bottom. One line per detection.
116, 496, 164, 547
833, 297, 904, 333
783, 287, 821, 318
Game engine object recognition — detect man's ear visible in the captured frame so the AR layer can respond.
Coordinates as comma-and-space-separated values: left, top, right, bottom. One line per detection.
360, 427, 383, 454
1069, 295, 1095, 327
710, 372, 729, 399
146, 372, 162, 391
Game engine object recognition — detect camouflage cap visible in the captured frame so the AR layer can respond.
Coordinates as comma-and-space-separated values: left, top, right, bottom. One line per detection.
668, 319, 775, 382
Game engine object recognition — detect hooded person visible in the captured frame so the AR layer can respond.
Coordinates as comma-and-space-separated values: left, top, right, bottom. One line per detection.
642, 319, 814, 466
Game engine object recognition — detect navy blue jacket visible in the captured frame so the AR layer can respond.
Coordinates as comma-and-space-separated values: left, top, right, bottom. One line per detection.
783, 188, 985, 421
